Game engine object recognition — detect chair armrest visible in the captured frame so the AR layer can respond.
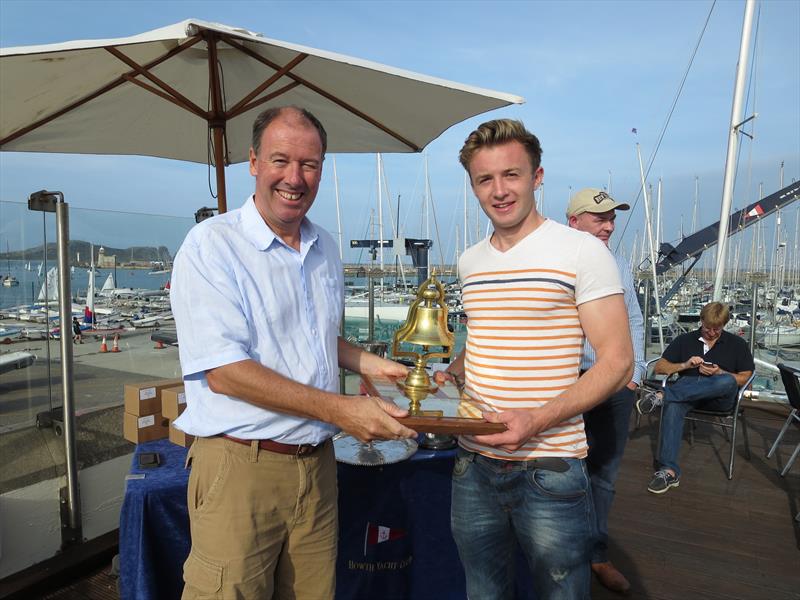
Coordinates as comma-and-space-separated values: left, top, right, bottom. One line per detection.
736, 371, 757, 403
644, 357, 666, 388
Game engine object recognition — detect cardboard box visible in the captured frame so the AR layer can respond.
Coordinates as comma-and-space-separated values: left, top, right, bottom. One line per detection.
123, 411, 169, 444
124, 378, 183, 416
169, 422, 194, 448
161, 386, 186, 420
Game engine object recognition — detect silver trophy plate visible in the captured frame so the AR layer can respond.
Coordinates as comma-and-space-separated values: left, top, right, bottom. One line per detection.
333, 434, 418, 466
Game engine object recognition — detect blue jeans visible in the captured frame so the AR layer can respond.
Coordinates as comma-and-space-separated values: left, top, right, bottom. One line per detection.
584, 387, 635, 564
657, 374, 738, 476
450, 449, 594, 600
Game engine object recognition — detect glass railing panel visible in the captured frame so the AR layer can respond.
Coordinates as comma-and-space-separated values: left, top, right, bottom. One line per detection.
1, 199, 195, 578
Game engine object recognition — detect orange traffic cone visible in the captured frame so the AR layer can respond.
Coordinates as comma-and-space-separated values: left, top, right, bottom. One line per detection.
154, 339, 165, 350
111, 333, 121, 353
99, 336, 108, 353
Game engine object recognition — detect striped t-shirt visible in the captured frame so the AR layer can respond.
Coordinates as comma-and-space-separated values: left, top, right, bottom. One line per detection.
458, 219, 622, 460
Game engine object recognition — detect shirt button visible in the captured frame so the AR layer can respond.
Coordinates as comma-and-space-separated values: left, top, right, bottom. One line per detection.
311, 329, 317, 335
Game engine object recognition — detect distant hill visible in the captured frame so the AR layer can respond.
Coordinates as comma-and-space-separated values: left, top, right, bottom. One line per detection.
0, 241, 172, 265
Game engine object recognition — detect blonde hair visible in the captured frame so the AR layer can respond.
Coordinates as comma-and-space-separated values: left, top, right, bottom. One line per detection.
700, 302, 730, 327
458, 119, 542, 175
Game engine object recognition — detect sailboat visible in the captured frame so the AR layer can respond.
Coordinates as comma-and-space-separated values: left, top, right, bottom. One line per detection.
147, 248, 172, 275
3, 241, 20, 286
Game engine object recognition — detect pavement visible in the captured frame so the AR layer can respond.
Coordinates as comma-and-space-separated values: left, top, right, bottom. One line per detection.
0, 326, 368, 495
0, 327, 180, 494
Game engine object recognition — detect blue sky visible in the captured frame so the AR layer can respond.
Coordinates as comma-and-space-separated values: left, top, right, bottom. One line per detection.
1, 0, 798, 266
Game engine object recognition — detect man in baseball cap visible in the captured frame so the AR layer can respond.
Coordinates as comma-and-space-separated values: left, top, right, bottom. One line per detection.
566, 188, 630, 244
567, 188, 643, 595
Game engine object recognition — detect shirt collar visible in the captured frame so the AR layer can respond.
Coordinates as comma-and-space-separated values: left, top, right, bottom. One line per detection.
697, 328, 724, 353
240, 195, 319, 253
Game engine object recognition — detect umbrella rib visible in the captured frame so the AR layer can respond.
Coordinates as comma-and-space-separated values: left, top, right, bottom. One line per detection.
233, 82, 302, 116
122, 75, 206, 120
0, 36, 203, 147
223, 36, 421, 152
105, 47, 208, 119
226, 53, 309, 119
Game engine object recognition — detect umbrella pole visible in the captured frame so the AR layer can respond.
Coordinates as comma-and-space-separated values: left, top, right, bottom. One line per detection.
212, 126, 228, 214
206, 31, 228, 214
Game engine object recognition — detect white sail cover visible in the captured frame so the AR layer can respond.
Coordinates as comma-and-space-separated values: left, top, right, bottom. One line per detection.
101, 273, 115, 291
86, 271, 95, 316
37, 267, 58, 302
86, 244, 96, 316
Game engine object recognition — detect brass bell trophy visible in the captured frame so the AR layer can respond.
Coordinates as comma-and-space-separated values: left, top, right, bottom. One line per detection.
359, 271, 504, 435
390, 272, 454, 414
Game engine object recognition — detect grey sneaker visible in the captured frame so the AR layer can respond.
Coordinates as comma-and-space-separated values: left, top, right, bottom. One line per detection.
636, 389, 663, 415
647, 470, 680, 494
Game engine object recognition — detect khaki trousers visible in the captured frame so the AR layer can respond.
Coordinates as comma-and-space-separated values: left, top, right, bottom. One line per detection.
181, 436, 338, 600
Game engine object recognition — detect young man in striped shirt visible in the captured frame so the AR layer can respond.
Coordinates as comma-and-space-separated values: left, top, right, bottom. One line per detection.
568, 188, 646, 595
436, 119, 633, 599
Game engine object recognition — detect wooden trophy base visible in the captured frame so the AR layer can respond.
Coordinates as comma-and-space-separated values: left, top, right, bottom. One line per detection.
360, 374, 506, 435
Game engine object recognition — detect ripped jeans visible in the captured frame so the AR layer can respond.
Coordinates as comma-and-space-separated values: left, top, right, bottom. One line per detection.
450, 448, 594, 600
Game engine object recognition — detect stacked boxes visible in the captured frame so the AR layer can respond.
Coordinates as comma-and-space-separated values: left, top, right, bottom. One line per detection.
161, 386, 186, 420
162, 385, 194, 448
122, 378, 182, 444
169, 423, 194, 447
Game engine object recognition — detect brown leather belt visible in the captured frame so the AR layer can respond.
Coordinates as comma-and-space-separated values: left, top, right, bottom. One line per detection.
221, 434, 320, 457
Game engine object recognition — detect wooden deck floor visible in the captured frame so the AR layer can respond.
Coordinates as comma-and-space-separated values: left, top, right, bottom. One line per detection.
31, 403, 800, 600
592, 402, 800, 600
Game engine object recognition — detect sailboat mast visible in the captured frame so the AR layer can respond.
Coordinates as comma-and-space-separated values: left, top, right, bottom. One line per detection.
792, 204, 799, 288
376, 153, 385, 288
333, 157, 344, 261
474, 172, 480, 242
637, 143, 665, 350
424, 154, 431, 241
713, 0, 757, 300
656, 179, 663, 251
455, 228, 460, 279
771, 208, 781, 289
539, 182, 545, 219
463, 174, 468, 254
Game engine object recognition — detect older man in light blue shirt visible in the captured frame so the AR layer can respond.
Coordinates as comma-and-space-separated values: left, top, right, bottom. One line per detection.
171, 106, 415, 600
567, 188, 645, 596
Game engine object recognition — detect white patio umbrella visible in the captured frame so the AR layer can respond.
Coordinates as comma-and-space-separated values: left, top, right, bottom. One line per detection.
0, 19, 523, 212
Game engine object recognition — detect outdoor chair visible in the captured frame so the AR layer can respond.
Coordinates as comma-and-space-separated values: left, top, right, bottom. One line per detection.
681, 371, 756, 479
634, 357, 665, 430
652, 365, 756, 480
768, 364, 800, 477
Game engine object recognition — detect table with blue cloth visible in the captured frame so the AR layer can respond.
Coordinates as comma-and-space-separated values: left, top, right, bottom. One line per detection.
119, 438, 535, 600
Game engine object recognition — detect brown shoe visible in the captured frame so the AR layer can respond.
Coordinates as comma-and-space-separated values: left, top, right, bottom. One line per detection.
592, 561, 631, 595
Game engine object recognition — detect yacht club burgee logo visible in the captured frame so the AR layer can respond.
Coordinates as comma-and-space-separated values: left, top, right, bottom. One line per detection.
364, 522, 407, 555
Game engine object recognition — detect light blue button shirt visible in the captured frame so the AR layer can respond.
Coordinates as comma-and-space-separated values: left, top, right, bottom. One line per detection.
581, 253, 646, 385
170, 195, 343, 444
